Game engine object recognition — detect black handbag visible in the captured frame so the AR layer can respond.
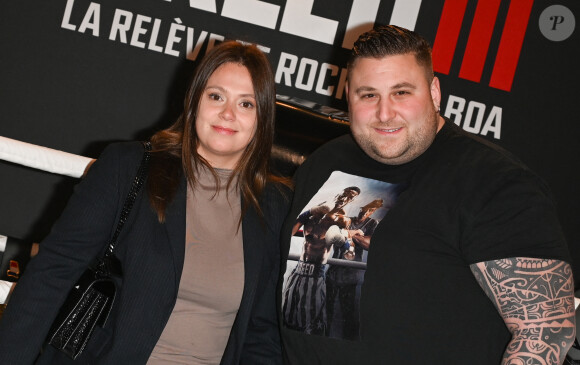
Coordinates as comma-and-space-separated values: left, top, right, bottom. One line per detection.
46, 141, 151, 359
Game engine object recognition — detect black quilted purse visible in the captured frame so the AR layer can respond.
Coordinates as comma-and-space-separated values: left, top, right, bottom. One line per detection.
46, 141, 151, 359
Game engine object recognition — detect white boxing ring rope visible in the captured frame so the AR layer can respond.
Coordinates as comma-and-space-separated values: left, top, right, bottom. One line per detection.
0, 136, 94, 178
0, 135, 579, 310
0, 136, 94, 304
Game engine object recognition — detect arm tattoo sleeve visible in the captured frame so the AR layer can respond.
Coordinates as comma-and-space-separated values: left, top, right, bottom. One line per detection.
470, 258, 576, 365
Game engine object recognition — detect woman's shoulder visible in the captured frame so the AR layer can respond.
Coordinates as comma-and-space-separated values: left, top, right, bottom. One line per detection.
256, 181, 292, 234
99, 141, 148, 162
84, 141, 150, 185
266, 177, 293, 196
94, 141, 149, 172
262, 180, 292, 210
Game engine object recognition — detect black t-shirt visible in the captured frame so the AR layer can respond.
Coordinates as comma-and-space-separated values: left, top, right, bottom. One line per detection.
279, 121, 571, 364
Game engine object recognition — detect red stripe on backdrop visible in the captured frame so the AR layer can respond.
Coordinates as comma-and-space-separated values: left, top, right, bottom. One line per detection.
489, 0, 534, 91
432, 0, 469, 75
458, 0, 502, 83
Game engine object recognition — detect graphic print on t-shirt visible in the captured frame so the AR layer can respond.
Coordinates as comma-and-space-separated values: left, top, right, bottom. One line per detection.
282, 171, 405, 340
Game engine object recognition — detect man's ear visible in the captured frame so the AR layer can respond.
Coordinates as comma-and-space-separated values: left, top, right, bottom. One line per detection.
430, 76, 441, 111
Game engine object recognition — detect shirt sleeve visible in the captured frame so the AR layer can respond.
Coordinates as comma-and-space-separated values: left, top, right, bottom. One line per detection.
461, 168, 570, 265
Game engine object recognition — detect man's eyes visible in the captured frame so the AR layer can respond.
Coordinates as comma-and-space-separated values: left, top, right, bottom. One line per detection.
394, 90, 411, 96
360, 90, 410, 99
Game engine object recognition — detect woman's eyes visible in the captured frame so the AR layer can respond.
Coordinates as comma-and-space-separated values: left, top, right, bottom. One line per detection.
208, 93, 222, 101
207, 92, 254, 109
240, 101, 254, 109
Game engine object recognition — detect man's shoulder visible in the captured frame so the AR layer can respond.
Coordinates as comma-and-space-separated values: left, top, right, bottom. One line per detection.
310, 204, 331, 215
441, 121, 528, 172
437, 122, 553, 199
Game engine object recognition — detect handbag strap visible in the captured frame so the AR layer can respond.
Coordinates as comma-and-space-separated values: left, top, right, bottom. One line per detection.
104, 141, 151, 257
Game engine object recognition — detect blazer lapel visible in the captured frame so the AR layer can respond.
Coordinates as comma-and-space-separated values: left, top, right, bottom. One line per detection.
163, 176, 187, 296
241, 204, 266, 305
220, 203, 266, 363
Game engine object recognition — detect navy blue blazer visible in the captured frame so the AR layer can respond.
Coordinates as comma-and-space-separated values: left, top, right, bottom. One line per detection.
0, 142, 290, 364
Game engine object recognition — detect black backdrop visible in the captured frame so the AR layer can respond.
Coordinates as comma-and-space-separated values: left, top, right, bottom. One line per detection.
1, 0, 579, 284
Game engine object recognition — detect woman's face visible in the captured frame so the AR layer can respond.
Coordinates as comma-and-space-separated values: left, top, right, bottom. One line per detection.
195, 62, 258, 169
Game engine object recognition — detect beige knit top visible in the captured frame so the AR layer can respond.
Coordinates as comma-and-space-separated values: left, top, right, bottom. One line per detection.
148, 166, 244, 364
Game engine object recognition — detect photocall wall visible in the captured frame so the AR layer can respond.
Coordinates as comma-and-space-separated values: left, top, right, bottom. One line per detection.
1, 1, 578, 280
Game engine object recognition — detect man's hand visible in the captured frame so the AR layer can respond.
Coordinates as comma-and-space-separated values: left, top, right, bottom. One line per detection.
347, 229, 364, 238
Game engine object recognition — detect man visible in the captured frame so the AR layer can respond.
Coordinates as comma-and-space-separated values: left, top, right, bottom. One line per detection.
282, 186, 360, 335
279, 25, 575, 364
326, 199, 383, 340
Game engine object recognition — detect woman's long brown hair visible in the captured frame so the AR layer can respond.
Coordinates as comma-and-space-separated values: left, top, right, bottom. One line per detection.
147, 41, 284, 223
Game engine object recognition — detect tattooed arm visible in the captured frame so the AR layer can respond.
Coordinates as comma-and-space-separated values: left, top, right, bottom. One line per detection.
470, 258, 576, 365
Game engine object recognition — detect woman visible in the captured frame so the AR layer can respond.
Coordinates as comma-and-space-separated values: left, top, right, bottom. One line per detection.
0, 41, 290, 364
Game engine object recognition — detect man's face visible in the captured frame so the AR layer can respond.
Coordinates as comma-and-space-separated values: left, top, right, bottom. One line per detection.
358, 207, 377, 221
346, 54, 444, 165
334, 189, 359, 209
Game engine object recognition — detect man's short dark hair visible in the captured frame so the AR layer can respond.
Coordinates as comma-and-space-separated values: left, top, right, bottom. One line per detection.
344, 186, 361, 194
348, 25, 434, 81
